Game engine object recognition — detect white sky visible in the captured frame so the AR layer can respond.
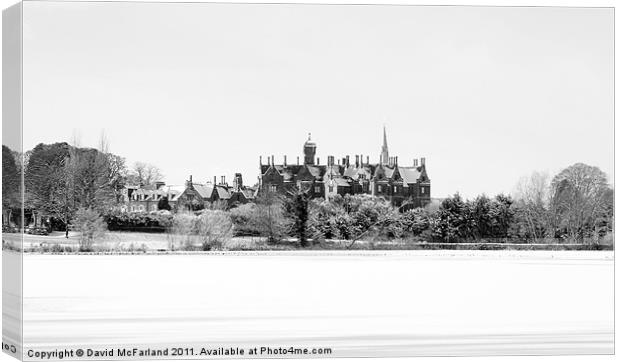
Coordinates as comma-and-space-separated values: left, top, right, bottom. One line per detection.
20, 2, 613, 199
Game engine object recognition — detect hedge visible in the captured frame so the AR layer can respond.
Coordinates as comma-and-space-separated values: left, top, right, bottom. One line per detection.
104, 210, 173, 233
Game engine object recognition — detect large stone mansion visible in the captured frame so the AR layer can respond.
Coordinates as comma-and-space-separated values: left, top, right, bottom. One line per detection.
258, 128, 431, 209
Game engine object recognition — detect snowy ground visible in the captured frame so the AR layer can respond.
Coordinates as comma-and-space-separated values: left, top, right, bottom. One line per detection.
17, 251, 614, 359
4, 232, 174, 251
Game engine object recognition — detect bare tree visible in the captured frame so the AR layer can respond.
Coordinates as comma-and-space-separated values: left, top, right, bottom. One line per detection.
512, 171, 551, 241
254, 191, 287, 243
131, 162, 164, 186
90, 133, 127, 209
550, 163, 612, 242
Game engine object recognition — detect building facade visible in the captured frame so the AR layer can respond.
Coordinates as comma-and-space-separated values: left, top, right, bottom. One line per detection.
259, 128, 431, 209
174, 174, 256, 211
122, 181, 176, 213
123, 174, 256, 213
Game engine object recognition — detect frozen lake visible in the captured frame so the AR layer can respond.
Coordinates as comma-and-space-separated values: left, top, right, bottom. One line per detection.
18, 251, 614, 359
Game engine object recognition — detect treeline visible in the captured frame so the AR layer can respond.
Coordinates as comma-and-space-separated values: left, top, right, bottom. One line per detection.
2, 141, 164, 235
229, 162, 614, 246
3, 140, 614, 247
148, 162, 611, 249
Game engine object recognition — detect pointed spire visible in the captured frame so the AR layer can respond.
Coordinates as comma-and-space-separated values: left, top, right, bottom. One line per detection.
380, 125, 389, 165
383, 125, 388, 149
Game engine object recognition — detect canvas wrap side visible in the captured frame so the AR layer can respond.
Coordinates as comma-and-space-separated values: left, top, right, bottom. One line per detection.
3, 2, 24, 360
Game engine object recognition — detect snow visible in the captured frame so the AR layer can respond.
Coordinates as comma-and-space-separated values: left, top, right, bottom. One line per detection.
19, 251, 614, 359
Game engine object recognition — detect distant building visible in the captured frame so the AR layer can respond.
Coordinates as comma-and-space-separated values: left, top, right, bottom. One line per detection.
123, 173, 256, 212
173, 174, 256, 211
122, 181, 178, 213
259, 128, 431, 209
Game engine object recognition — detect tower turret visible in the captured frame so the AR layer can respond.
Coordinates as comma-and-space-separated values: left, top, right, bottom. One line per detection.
233, 173, 243, 191
303, 133, 316, 165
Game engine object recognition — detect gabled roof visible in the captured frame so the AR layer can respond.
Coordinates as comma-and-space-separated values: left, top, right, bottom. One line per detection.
166, 185, 185, 194
326, 177, 351, 187
374, 165, 386, 179
214, 185, 231, 200
193, 184, 214, 199
322, 165, 342, 181
166, 185, 185, 202
241, 188, 256, 199
343, 166, 358, 178
280, 169, 295, 182
343, 166, 372, 180
398, 166, 422, 184
262, 160, 428, 186
334, 178, 351, 187
306, 165, 323, 178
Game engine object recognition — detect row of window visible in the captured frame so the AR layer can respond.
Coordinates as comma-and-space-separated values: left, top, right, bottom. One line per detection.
129, 205, 146, 212
377, 185, 426, 194
268, 184, 427, 195
131, 194, 166, 201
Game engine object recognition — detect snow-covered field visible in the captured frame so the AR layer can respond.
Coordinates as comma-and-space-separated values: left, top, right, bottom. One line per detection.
18, 251, 614, 359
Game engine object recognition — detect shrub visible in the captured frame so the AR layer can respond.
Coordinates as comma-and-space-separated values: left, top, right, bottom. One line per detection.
74, 208, 107, 251
195, 210, 234, 250
104, 210, 173, 232
308, 199, 344, 240
169, 212, 198, 250
334, 212, 356, 240
400, 208, 431, 236
157, 196, 172, 211
254, 192, 288, 243
204, 200, 229, 211
229, 204, 261, 236
284, 189, 311, 246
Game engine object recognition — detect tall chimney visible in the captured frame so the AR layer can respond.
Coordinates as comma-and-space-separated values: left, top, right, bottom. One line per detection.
213, 176, 217, 185
346, 155, 350, 167
366, 156, 369, 165
271, 155, 274, 166
421, 157, 426, 166
360, 154, 363, 167
395, 156, 398, 166
297, 156, 300, 165
284, 155, 287, 166
317, 157, 320, 165
355, 155, 359, 168
260, 156, 262, 166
